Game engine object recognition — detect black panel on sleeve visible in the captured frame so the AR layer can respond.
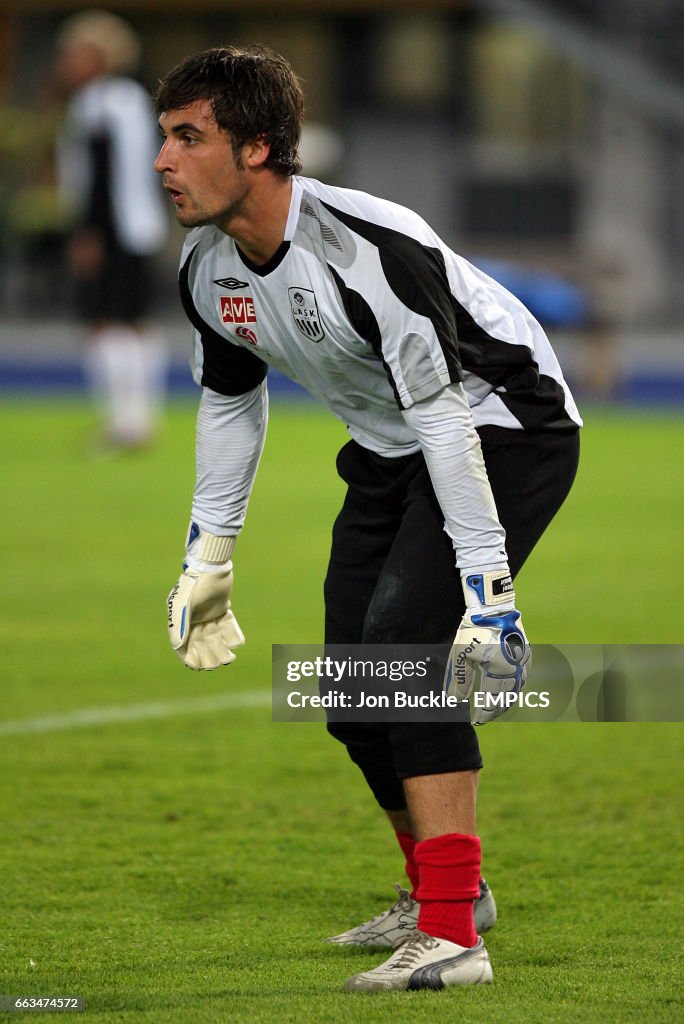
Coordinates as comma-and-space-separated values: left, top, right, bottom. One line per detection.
179, 244, 267, 396
449, 296, 579, 432
320, 201, 462, 382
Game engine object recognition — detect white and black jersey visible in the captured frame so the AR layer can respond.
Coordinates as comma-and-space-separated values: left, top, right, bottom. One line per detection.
180, 176, 581, 570
59, 75, 168, 322
58, 75, 167, 256
180, 175, 581, 457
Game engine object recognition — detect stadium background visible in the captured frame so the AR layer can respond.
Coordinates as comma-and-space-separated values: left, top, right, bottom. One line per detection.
0, 2, 681, 1022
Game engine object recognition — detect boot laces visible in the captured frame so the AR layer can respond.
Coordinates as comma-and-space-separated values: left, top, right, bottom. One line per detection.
390, 883, 414, 914
390, 931, 439, 970
365, 884, 413, 927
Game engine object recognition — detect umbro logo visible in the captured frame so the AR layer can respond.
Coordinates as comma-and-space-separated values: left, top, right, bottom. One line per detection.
213, 277, 249, 289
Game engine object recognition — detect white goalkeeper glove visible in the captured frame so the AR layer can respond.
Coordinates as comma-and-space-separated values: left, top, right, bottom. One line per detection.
167, 522, 245, 670
446, 569, 531, 724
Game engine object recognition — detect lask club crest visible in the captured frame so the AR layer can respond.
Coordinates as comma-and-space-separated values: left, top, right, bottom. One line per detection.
288, 287, 325, 343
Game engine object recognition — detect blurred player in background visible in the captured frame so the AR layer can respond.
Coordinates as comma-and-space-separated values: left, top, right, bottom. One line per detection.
157, 47, 581, 992
55, 10, 168, 450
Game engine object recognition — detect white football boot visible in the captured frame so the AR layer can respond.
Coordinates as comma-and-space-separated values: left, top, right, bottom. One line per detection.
343, 930, 493, 992
326, 878, 496, 949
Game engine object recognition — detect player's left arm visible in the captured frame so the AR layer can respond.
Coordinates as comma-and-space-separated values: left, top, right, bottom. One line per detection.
401, 384, 531, 723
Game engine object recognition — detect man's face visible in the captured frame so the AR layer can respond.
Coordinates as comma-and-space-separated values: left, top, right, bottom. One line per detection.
55, 41, 106, 93
155, 99, 248, 230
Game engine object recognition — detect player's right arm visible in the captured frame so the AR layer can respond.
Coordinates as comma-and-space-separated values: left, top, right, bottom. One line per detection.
168, 232, 269, 670
167, 381, 268, 670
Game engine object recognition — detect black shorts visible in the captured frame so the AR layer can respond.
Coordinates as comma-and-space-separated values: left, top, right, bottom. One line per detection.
75, 247, 151, 324
324, 426, 580, 806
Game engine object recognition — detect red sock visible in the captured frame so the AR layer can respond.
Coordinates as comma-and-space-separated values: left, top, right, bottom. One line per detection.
395, 830, 419, 898
414, 833, 481, 948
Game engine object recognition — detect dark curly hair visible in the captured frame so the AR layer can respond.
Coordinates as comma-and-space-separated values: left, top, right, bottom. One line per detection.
155, 45, 304, 176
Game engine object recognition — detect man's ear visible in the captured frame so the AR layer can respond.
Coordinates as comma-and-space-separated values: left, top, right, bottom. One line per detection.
244, 134, 270, 169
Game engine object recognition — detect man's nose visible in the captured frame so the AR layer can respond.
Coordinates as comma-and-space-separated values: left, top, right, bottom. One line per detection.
154, 139, 173, 173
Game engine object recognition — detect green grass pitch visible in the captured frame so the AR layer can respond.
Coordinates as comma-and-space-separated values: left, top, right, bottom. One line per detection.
0, 398, 682, 1023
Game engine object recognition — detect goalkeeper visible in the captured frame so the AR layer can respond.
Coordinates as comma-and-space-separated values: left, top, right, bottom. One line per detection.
157, 46, 581, 993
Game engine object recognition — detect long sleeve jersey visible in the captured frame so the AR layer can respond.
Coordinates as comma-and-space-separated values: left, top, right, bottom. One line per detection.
179, 176, 581, 570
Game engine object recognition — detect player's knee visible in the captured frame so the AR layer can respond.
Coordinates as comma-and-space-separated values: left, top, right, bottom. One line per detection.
362, 569, 456, 644
390, 722, 484, 778
362, 571, 407, 643
326, 722, 406, 810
